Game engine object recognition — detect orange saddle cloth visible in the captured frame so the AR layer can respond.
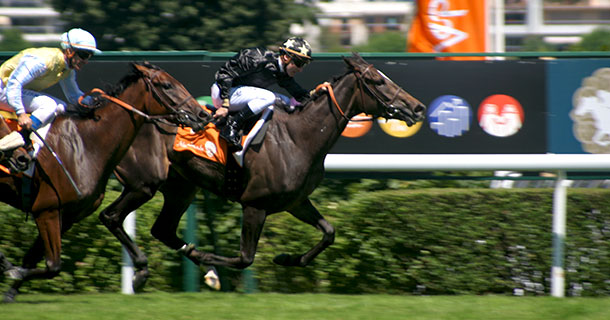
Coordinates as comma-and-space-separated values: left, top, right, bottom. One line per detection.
173, 104, 230, 165
173, 123, 229, 165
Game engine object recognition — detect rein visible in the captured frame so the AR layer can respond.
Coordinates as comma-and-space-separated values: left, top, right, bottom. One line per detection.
79, 75, 197, 126
79, 88, 153, 120
315, 82, 351, 122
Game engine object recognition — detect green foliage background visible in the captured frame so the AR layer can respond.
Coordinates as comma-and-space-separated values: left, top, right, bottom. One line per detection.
1, 183, 609, 296
49, 0, 318, 51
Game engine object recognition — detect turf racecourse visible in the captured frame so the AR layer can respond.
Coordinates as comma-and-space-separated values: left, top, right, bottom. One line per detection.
1, 292, 609, 320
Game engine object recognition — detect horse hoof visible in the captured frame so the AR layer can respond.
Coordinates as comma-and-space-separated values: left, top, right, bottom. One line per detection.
204, 268, 220, 291
4, 267, 24, 280
132, 270, 150, 292
3, 288, 18, 303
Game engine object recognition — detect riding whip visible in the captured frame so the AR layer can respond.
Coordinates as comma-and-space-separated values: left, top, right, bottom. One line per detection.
31, 130, 82, 198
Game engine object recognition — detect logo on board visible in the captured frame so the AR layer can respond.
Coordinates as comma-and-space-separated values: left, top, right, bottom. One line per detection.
342, 113, 373, 138
571, 68, 610, 153
428, 95, 471, 137
378, 118, 422, 138
338, 94, 525, 139
477, 94, 524, 138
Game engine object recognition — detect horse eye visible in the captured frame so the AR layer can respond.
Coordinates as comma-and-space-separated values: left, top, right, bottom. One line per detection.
160, 82, 173, 89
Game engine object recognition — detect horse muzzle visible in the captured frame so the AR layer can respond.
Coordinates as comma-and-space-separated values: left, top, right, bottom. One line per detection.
386, 102, 426, 127
176, 109, 211, 132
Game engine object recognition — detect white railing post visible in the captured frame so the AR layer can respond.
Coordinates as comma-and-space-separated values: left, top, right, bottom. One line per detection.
551, 171, 568, 297
121, 211, 136, 295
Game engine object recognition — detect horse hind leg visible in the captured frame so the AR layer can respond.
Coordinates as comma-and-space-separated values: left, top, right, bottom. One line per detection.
99, 188, 155, 292
274, 198, 335, 267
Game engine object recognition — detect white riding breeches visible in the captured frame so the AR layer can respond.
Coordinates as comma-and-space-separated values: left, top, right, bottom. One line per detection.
211, 83, 279, 115
0, 85, 66, 128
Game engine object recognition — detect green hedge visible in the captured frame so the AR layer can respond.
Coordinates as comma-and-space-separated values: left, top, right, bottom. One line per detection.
1, 186, 609, 296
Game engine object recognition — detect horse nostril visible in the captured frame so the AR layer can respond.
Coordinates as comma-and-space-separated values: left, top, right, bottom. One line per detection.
415, 104, 425, 113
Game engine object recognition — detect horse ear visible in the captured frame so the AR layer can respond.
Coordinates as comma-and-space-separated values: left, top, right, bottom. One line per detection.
343, 51, 369, 76
343, 52, 368, 72
343, 52, 360, 70
132, 62, 151, 76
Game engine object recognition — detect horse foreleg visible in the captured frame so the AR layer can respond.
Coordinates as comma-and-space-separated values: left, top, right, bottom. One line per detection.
3, 211, 62, 303
99, 188, 155, 291
274, 198, 335, 267
3, 236, 43, 303
36, 209, 62, 277
189, 205, 267, 269
0, 251, 13, 273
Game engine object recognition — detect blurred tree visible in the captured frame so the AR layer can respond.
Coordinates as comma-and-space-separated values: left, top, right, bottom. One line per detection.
318, 27, 346, 52
569, 27, 610, 51
50, 0, 318, 51
353, 31, 407, 52
0, 29, 32, 51
319, 30, 407, 53
521, 35, 557, 52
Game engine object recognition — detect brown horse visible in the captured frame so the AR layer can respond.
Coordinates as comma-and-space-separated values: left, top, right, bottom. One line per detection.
98, 53, 426, 290
0, 62, 209, 302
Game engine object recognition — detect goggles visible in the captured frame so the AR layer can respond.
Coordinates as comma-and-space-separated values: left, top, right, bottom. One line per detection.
292, 57, 310, 68
75, 50, 93, 60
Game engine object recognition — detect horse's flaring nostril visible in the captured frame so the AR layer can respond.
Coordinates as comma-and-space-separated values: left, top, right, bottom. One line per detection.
415, 105, 425, 113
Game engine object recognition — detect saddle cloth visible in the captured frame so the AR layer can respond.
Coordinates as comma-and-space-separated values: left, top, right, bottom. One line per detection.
173, 106, 274, 167
0, 103, 49, 177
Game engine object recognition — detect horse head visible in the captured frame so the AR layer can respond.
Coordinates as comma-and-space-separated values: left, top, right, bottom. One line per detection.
343, 53, 426, 126
131, 62, 210, 132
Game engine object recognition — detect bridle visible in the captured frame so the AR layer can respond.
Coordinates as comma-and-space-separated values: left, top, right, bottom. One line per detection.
139, 69, 207, 127
354, 64, 402, 119
316, 63, 403, 122
79, 66, 207, 128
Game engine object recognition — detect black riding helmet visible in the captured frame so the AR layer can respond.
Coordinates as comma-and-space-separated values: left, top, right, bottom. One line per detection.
279, 37, 313, 67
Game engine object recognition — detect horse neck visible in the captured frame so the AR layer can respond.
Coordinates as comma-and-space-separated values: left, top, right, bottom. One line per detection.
297, 73, 363, 154
98, 79, 151, 147
47, 79, 152, 195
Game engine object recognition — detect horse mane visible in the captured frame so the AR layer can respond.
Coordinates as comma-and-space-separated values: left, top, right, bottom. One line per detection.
105, 61, 161, 97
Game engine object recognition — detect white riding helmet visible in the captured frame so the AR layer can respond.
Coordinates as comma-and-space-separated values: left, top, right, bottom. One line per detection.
60, 28, 102, 54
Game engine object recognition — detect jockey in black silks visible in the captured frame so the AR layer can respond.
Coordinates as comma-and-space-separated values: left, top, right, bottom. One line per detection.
210, 37, 315, 151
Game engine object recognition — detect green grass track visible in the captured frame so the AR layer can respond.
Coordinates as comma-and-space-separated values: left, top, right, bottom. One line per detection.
1, 292, 609, 320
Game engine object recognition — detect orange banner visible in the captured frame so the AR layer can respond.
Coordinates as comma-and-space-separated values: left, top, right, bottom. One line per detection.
407, 0, 487, 60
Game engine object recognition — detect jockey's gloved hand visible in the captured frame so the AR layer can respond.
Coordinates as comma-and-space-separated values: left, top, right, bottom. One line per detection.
275, 97, 296, 114
87, 90, 105, 107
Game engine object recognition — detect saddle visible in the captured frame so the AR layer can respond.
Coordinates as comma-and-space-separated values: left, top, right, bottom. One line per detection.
173, 102, 281, 167
0, 103, 31, 172
173, 99, 298, 199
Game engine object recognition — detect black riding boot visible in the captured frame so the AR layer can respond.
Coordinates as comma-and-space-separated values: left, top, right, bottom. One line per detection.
219, 107, 256, 152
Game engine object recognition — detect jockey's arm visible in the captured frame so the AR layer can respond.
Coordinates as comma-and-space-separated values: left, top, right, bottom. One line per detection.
5, 56, 47, 116
59, 70, 89, 106
279, 78, 308, 102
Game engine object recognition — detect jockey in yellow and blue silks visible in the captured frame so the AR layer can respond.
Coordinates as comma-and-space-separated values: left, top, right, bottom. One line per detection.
0, 28, 101, 151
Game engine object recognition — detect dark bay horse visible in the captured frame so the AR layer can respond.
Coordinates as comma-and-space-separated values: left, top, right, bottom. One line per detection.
0, 62, 209, 302
100, 53, 426, 290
